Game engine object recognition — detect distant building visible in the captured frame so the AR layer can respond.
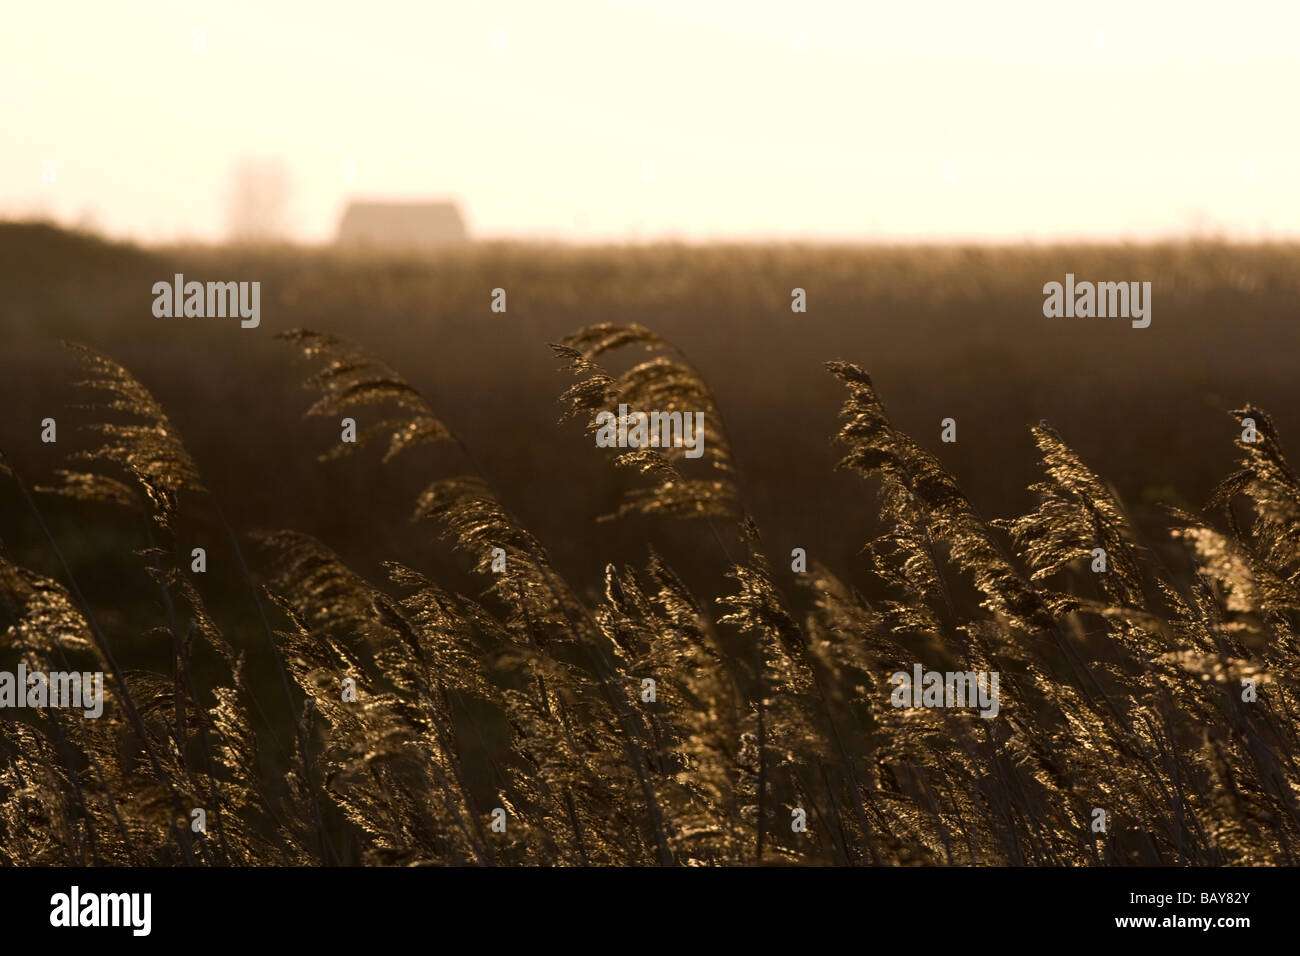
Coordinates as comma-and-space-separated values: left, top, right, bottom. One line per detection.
336, 200, 469, 247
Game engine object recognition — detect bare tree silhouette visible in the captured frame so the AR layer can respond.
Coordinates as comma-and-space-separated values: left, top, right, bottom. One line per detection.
225, 158, 291, 244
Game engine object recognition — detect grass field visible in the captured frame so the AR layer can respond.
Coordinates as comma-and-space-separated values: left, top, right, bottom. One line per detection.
1, 221, 1298, 864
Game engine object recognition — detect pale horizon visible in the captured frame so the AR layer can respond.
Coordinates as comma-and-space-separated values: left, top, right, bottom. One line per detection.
6, 0, 1298, 244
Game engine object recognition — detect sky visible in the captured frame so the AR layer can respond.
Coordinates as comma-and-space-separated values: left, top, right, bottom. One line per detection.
3, 0, 1298, 244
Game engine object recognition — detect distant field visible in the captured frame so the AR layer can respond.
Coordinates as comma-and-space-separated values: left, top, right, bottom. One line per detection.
3, 223, 1297, 599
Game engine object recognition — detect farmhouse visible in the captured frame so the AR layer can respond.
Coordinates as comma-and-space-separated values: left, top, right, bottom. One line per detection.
336, 200, 469, 247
